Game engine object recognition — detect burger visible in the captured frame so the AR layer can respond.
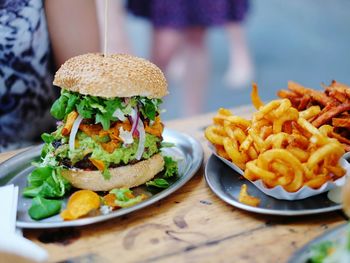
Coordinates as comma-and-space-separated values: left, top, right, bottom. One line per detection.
39, 53, 168, 191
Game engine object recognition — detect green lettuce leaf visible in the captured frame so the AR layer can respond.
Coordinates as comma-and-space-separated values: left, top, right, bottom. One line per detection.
23, 167, 71, 198
138, 97, 162, 121
146, 178, 169, 188
28, 196, 62, 220
146, 156, 179, 193
163, 156, 178, 178
41, 133, 55, 144
50, 95, 68, 120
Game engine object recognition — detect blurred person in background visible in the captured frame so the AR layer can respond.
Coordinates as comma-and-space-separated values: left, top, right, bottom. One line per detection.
0, 0, 99, 152
128, 0, 252, 116
224, 6, 253, 89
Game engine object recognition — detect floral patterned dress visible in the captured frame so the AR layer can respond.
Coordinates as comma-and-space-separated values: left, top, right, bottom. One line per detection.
0, 0, 57, 152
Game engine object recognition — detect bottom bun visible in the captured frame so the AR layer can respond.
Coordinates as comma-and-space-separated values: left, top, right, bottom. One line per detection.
61, 153, 164, 191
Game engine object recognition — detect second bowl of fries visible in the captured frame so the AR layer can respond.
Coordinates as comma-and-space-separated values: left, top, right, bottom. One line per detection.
205, 83, 350, 200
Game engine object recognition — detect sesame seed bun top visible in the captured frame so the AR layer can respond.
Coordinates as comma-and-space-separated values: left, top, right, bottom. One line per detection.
53, 53, 168, 98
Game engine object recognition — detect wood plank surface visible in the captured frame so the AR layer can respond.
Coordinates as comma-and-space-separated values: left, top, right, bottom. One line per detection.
1, 104, 347, 263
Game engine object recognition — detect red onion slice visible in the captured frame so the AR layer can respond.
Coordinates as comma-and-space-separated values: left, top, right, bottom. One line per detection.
69, 114, 83, 151
135, 117, 146, 160
130, 108, 139, 135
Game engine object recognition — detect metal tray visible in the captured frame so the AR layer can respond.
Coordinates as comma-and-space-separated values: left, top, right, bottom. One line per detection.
0, 129, 203, 229
288, 223, 347, 263
205, 154, 342, 216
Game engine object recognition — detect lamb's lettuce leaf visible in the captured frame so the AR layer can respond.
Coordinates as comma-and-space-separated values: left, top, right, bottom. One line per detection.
28, 196, 62, 220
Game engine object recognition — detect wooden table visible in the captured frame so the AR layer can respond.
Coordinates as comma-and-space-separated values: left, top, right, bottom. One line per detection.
0, 105, 347, 263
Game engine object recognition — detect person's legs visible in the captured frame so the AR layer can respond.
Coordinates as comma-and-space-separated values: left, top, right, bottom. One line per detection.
151, 27, 208, 116
165, 46, 187, 82
224, 22, 253, 88
151, 28, 183, 71
182, 27, 209, 116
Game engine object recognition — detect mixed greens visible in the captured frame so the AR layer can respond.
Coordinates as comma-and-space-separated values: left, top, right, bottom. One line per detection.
308, 225, 350, 263
146, 156, 178, 190
24, 90, 179, 220
51, 90, 162, 129
23, 166, 70, 198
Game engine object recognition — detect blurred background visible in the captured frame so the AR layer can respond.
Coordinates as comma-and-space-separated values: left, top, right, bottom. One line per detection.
113, 0, 350, 120
1, 0, 350, 151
